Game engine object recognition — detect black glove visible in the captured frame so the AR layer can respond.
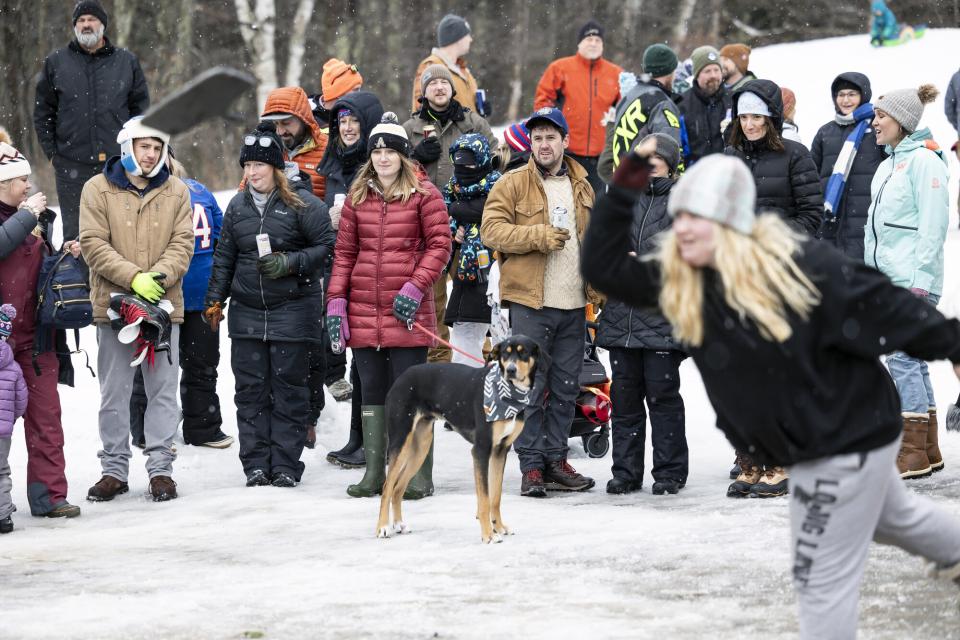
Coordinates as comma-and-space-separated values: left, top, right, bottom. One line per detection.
447, 198, 485, 224
412, 136, 442, 164
257, 252, 291, 279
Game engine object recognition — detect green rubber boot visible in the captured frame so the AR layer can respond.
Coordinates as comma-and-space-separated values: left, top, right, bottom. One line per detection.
347, 405, 386, 498
403, 439, 434, 500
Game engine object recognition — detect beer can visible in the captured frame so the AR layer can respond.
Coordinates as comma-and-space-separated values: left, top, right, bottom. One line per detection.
477, 248, 490, 269
255, 233, 272, 258
550, 206, 568, 229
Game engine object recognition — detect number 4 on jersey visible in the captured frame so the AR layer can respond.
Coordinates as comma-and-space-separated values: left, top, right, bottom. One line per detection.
193, 203, 212, 249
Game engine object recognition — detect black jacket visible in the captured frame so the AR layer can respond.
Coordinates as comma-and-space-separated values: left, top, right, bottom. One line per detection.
582, 157, 960, 466
679, 82, 732, 165
318, 90, 384, 207
597, 177, 681, 351
33, 38, 149, 165
725, 79, 823, 235
206, 179, 335, 343
810, 72, 888, 261
445, 196, 491, 325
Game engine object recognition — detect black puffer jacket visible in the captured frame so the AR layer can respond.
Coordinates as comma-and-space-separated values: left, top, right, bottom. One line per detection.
597, 177, 681, 351
318, 90, 384, 207
679, 82, 732, 165
206, 179, 335, 343
725, 79, 823, 235
810, 72, 888, 261
33, 39, 149, 165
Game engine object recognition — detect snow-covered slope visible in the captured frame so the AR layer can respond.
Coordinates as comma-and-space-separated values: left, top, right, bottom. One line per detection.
4, 32, 960, 640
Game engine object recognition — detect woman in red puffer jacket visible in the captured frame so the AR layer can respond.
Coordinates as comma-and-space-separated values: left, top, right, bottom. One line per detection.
326, 113, 451, 500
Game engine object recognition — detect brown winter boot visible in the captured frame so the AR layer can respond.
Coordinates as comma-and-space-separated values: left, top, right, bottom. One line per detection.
898, 413, 933, 479
751, 466, 789, 497
927, 408, 944, 473
86, 476, 129, 502
727, 455, 762, 498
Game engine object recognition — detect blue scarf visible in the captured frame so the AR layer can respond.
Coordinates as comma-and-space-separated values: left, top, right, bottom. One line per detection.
823, 102, 874, 221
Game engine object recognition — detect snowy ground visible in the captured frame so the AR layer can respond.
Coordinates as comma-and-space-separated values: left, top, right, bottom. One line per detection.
5, 31, 960, 640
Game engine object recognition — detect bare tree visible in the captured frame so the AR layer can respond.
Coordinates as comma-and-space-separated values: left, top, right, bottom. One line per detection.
284, 0, 316, 87
674, 0, 698, 47
234, 0, 278, 109
506, 3, 531, 122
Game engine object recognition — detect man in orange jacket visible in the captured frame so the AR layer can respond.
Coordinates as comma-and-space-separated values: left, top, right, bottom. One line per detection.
261, 86, 327, 200
534, 20, 621, 195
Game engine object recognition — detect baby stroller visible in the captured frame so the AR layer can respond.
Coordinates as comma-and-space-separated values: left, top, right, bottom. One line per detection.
570, 307, 612, 458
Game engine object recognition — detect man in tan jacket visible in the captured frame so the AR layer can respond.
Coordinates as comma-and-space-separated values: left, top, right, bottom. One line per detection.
481, 107, 600, 498
79, 116, 193, 503
411, 14, 481, 116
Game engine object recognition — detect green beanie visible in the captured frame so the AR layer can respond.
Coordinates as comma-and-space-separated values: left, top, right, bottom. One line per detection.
643, 43, 678, 78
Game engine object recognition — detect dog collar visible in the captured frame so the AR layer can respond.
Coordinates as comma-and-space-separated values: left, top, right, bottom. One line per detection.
482, 363, 532, 422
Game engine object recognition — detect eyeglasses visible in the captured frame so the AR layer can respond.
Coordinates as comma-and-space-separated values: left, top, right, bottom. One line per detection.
836, 90, 860, 100
244, 135, 277, 148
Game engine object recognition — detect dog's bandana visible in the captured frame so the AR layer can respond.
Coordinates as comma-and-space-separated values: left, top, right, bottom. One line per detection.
483, 363, 532, 422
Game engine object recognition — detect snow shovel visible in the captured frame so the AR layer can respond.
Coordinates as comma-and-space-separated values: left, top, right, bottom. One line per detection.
141, 66, 255, 137
945, 392, 960, 432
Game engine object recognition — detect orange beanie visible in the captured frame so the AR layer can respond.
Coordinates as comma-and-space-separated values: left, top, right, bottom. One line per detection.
321, 58, 363, 103
720, 43, 751, 75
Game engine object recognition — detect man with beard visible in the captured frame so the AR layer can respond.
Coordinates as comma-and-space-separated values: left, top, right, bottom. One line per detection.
719, 43, 757, 92
260, 86, 328, 200
678, 45, 732, 166
33, 0, 149, 245
403, 64, 495, 363
481, 107, 601, 497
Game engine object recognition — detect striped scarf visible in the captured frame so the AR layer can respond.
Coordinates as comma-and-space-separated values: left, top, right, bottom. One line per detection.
823, 103, 875, 221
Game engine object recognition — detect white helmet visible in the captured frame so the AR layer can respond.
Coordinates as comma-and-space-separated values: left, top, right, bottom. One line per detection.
116, 116, 170, 178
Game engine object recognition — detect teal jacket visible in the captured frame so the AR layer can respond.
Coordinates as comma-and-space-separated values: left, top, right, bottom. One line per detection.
864, 128, 949, 294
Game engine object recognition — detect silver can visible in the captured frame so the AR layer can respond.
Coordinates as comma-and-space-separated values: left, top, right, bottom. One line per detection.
550, 206, 568, 229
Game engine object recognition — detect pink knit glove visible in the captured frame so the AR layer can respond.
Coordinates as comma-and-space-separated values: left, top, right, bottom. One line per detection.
326, 298, 350, 353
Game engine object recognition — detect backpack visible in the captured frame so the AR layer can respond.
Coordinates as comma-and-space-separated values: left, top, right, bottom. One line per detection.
36, 252, 93, 330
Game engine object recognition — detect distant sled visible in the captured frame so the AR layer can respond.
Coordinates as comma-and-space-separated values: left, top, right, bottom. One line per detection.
871, 25, 927, 47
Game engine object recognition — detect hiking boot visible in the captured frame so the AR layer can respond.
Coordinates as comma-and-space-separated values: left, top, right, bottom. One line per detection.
606, 476, 641, 494
544, 460, 595, 492
327, 424, 362, 466
45, 502, 81, 518
87, 476, 129, 502
520, 469, 546, 497
727, 461, 762, 498
271, 472, 297, 488
751, 466, 789, 497
347, 406, 386, 498
149, 476, 178, 502
327, 378, 353, 402
927, 408, 944, 473
899, 413, 933, 479
730, 451, 747, 479
0, 516, 12, 534
198, 431, 234, 449
245, 469, 270, 487
652, 479, 684, 495
305, 424, 317, 450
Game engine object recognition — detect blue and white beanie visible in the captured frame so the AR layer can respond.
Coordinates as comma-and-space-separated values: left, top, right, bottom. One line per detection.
0, 303, 16, 340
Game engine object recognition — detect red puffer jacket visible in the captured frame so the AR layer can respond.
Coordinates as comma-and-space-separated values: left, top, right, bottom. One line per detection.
327, 182, 451, 348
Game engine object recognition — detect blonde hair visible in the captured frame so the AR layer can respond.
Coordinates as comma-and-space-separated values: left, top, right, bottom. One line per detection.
272, 167, 306, 210
167, 157, 186, 178
657, 214, 821, 346
348, 154, 427, 205
0, 127, 11, 145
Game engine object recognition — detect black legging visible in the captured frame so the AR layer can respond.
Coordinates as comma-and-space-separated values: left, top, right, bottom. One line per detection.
353, 347, 428, 405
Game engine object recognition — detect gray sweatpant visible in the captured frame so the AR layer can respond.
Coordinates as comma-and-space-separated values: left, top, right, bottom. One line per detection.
790, 438, 960, 639
0, 437, 14, 519
96, 324, 180, 480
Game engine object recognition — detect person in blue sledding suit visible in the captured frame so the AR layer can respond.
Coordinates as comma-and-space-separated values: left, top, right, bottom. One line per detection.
870, 0, 903, 46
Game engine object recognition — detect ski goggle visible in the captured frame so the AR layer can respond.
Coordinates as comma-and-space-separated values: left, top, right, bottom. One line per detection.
244, 135, 278, 148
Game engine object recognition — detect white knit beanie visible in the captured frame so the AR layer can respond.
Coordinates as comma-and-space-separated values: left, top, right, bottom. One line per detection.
0, 143, 31, 182
667, 154, 756, 235
874, 84, 939, 133
737, 91, 771, 117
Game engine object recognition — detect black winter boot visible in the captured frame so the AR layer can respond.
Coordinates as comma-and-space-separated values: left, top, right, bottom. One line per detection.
327, 423, 362, 467
606, 477, 641, 494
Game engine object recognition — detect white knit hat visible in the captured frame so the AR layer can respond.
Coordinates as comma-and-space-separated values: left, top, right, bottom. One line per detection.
0, 143, 31, 182
368, 112, 411, 157
737, 91, 771, 117
874, 84, 939, 134
667, 154, 757, 235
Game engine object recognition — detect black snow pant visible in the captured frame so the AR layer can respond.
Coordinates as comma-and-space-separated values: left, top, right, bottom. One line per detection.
608, 347, 687, 487
232, 339, 310, 480
567, 153, 604, 199
510, 303, 585, 473
53, 157, 101, 244
131, 311, 223, 446
306, 342, 327, 424
353, 347, 428, 405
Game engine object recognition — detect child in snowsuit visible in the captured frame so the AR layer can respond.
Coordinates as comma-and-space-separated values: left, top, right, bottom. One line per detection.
870, 0, 903, 45
443, 133, 501, 365
0, 303, 29, 533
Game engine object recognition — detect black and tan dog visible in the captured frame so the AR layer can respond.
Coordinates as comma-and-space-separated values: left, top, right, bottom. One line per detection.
376, 335, 547, 543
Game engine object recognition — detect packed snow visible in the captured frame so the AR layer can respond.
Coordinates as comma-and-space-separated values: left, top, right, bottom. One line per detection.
3, 31, 960, 640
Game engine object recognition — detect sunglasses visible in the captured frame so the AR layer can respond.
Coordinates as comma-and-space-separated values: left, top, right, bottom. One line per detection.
244, 135, 277, 148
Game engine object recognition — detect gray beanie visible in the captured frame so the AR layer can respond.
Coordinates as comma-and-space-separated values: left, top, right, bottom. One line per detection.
640, 133, 681, 175
420, 64, 456, 96
667, 155, 756, 235
437, 14, 470, 47
874, 84, 939, 133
